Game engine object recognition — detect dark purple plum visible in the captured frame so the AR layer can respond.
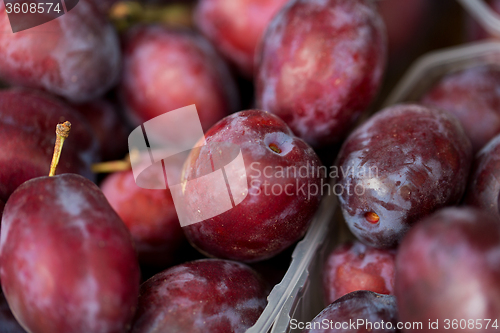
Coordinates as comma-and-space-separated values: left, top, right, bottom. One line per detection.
0, 291, 26, 333
0, 200, 4, 218
336, 104, 472, 248
194, 0, 288, 77
323, 241, 396, 304
0, 88, 98, 203
131, 259, 269, 333
0, 0, 121, 103
303, 291, 400, 333
181, 110, 324, 262
256, 0, 386, 147
101, 169, 187, 267
395, 207, 500, 333
0, 174, 140, 333
421, 66, 500, 153
120, 25, 238, 132
465, 134, 500, 219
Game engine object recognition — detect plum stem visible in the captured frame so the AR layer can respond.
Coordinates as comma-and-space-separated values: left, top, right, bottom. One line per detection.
91, 154, 132, 174
49, 121, 71, 177
109, 2, 193, 32
91, 159, 131, 173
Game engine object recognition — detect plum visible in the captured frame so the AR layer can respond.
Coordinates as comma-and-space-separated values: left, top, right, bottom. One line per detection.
336, 104, 472, 248
181, 110, 324, 262
0, 291, 26, 333
0, 88, 98, 203
0, 200, 4, 218
0, 0, 121, 103
0, 174, 140, 333
256, 0, 386, 147
323, 241, 395, 304
131, 259, 269, 333
421, 66, 500, 153
101, 168, 187, 267
194, 0, 288, 77
72, 99, 129, 162
465, 134, 500, 219
302, 291, 400, 333
120, 25, 239, 132
395, 207, 500, 333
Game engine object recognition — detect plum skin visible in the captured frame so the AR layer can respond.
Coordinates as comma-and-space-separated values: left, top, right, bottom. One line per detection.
256, 0, 386, 147
120, 25, 239, 132
336, 104, 472, 248
395, 207, 500, 333
464, 134, 500, 219
101, 169, 187, 267
181, 110, 324, 262
0, 88, 99, 203
421, 65, 500, 153
131, 259, 269, 333
303, 291, 399, 333
323, 241, 396, 304
194, 0, 289, 77
0, 174, 140, 333
0, 0, 120, 103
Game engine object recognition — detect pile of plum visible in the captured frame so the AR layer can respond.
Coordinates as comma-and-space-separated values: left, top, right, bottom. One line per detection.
0, 0, 499, 332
